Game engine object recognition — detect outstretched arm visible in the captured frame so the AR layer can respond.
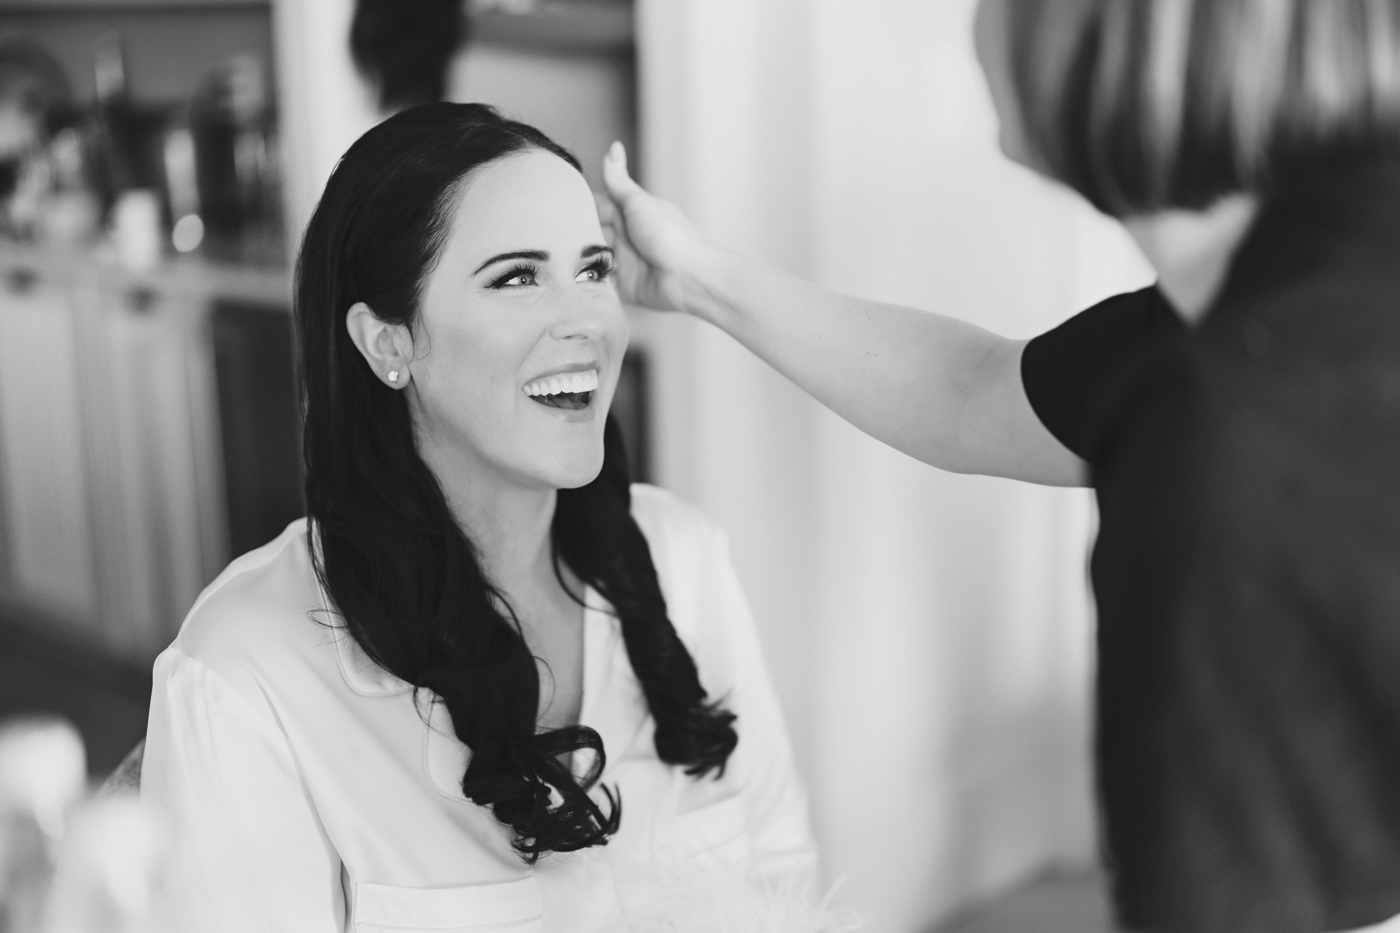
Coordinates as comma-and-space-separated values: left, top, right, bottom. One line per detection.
600, 144, 1085, 488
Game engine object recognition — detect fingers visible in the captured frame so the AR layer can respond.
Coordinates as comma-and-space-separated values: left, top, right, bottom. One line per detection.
593, 190, 616, 225
602, 141, 642, 202
593, 192, 620, 252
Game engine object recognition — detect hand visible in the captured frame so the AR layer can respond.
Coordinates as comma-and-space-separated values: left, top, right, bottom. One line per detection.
598, 142, 703, 314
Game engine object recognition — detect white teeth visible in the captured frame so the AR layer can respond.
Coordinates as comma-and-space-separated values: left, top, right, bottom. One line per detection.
524, 368, 600, 397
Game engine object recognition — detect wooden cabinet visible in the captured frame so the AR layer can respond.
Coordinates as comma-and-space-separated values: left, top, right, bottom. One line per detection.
82, 269, 223, 658
0, 267, 100, 630
0, 246, 289, 662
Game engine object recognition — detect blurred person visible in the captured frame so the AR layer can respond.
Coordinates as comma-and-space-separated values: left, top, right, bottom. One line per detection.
141, 103, 817, 932
600, 1, 1400, 931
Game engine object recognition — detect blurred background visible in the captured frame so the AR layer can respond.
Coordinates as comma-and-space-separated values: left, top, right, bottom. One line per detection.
0, 0, 1154, 930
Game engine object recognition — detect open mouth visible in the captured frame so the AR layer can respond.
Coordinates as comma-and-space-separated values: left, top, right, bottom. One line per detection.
523, 368, 598, 412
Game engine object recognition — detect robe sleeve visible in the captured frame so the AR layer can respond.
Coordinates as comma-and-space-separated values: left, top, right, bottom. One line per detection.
142, 647, 345, 933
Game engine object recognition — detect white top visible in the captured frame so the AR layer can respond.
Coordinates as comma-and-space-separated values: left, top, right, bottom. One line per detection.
142, 484, 817, 933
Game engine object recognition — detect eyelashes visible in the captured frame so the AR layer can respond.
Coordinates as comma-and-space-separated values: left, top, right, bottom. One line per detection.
580, 255, 616, 282
488, 263, 540, 289
485, 257, 615, 290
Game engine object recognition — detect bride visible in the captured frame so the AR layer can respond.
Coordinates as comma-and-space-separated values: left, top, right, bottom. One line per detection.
142, 102, 817, 932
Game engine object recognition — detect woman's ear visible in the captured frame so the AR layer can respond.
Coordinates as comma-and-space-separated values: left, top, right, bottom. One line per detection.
345, 302, 414, 389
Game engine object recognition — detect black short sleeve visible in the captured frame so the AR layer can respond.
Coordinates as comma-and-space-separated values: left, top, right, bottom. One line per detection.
1020, 287, 1180, 463
1031, 165, 1400, 933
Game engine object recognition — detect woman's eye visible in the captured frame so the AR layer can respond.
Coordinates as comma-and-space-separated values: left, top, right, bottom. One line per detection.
490, 266, 539, 288
577, 260, 614, 283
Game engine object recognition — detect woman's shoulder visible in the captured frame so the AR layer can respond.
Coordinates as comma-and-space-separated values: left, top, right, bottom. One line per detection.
628, 483, 728, 569
167, 518, 329, 682
627, 484, 744, 648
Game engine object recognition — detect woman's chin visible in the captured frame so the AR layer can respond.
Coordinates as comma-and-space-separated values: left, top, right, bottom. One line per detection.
533, 449, 606, 492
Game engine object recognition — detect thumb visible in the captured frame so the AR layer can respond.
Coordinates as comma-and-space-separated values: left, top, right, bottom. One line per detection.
602, 141, 644, 204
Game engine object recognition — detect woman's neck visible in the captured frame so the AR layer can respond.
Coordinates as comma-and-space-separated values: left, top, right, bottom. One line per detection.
1122, 193, 1260, 324
418, 439, 559, 598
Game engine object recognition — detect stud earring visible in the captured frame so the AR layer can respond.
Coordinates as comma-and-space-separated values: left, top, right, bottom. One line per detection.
388, 370, 400, 384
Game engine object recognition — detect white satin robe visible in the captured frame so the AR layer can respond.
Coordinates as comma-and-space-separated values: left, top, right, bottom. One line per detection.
142, 484, 817, 932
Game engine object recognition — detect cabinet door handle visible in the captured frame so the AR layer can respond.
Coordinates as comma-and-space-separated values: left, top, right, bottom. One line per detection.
126, 287, 159, 315
6, 268, 38, 295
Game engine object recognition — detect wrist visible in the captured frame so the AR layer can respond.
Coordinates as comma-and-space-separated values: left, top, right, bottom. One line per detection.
677, 240, 739, 328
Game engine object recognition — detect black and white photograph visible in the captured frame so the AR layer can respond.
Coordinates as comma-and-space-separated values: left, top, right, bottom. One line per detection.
0, 1, 1399, 932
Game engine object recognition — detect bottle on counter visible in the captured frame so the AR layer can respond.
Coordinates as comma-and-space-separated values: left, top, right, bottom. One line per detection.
161, 107, 203, 254
86, 33, 137, 208
86, 32, 164, 270
36, 127, 102, 247
192, 53, 282, 264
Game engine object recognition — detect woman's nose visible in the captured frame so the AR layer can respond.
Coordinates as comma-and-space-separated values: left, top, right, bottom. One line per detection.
548, 294, 608, 342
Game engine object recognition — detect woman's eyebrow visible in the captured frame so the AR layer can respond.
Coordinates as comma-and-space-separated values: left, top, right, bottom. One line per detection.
581, 245, 612, 259
473, 249, 548, 274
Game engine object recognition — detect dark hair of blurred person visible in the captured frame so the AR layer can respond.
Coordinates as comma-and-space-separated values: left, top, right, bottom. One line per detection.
350, 0, 463, 110
1001, 0, 1400, 215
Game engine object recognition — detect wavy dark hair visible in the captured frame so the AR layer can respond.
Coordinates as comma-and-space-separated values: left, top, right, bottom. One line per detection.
295, 102, 737, 861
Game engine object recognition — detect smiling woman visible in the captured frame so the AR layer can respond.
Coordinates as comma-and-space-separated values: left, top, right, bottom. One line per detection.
344, 147, 631, 506
138, 103, 821, 933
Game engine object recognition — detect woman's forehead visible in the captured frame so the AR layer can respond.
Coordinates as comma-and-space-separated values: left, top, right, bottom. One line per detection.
447, 149, 600, 256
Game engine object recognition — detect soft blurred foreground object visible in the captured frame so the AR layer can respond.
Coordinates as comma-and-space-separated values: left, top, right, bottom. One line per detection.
0, 718, 86, 933
616, 863, 862, 933
0, 718, 166, 933
40, 798, 165, 933
0, 719, 86, 839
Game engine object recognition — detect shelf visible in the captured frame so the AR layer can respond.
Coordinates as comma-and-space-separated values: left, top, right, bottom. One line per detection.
0, 241, 289, 308
0, 0, 268, 12
470, 5, 633, 53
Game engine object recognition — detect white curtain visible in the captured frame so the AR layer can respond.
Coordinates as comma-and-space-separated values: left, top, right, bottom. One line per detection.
634, 1, 1153, 929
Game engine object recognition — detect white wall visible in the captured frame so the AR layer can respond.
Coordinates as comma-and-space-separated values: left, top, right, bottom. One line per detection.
447, 43, 634, 193
271, 0, 379, 250
635, 1, 1153, 930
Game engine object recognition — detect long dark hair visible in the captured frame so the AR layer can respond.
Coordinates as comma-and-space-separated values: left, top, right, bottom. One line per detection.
295, 103, 737, 861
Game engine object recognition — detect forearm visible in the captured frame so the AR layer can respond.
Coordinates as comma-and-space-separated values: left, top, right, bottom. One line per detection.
679, 243, 1060, 478
602, 141, 1082, 484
